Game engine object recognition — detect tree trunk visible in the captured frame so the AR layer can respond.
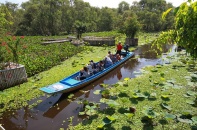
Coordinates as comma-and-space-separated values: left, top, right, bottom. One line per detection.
125, 38, 138, 46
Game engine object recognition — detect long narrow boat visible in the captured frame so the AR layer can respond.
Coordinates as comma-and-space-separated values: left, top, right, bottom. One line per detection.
40, 52, 134, 94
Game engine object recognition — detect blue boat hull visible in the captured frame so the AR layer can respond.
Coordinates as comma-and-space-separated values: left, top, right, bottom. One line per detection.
40, 52, 134, 94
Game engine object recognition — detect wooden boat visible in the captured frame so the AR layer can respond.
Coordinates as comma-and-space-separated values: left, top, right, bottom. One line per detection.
40, 51, 134, 94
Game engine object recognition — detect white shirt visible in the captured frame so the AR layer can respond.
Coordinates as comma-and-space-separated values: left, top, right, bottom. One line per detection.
87, 64, 93, 73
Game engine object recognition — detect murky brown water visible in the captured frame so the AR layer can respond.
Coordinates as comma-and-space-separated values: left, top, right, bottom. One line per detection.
0, 44, 174, 130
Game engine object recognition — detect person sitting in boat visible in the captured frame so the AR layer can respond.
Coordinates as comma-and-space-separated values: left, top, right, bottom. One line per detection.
89, 60, 97, 74
86, 64, 94, 75
111, 54, 118, 63
97, 60, 104, 71
104, 56, 113, 68
116, 54, 121, 61
89, 60, 97, 69
78, 66, 89, 80
107, 51, 113, 60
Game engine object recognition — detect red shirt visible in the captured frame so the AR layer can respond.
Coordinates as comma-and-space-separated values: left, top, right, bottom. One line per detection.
117, 44, 122, 51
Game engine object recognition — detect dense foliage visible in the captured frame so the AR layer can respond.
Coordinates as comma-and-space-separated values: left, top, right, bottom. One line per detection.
0, 35, 89, 76
0, 0, 174, 36
154, 0, 197, 58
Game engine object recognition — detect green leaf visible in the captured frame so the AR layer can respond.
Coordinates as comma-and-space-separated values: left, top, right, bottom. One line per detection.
149, 92, 157, 98
68, 94, 74, 99
124, 77, 130, 81
103, 117, 112, 125
164, 112, 176, 120
186, 100, 195, 105
161, 95, 169, 98
79, 112, 85, 115
100, 98, 107, 103
93, 90, 101, 95
106, 100, 119, 107
142, 107, 159, 118
191, 116, 197, 124
183, 94, 191, 98
182, 110, 193, 116
124, 113, 134, 118
106, 115, 117, 121
162, 8, 172, 20
177, 117, 192, 124
151, 68, 158, 72
161, 103, 172, 110
187, 91, 196, 96
97, 124, 105, 129
172, 85, 182, 89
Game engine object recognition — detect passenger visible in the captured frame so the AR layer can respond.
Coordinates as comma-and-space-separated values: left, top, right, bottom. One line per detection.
86, 64, 94, 75
89, 60, 97, 74
104, 56, 113, 68
111, 54, 118, 63
78, 66, 89, 80
89, 60, 97, 69
107, 51, 113, 60
97, 60, 104, 71
116, 54, 121, 61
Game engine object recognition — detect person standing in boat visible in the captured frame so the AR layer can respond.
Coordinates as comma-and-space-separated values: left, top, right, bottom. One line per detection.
116, 41, 123, 56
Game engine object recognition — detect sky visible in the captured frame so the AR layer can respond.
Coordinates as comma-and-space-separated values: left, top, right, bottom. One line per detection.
0, 0, 191, 7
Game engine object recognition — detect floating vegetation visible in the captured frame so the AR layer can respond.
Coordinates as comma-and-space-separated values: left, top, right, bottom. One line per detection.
73, 50, 197, 130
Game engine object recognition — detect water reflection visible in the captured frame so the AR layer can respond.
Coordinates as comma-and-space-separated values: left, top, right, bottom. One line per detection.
0, 44, 173, 130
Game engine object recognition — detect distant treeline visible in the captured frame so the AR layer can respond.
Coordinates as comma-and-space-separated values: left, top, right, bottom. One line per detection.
0, 0, 174, 36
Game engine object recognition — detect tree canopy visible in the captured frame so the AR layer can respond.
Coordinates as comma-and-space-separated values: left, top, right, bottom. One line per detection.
154, 0, 197, 58
0, 0, 175, 36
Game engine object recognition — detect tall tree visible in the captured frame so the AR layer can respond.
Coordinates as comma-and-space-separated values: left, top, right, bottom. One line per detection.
118, 1, 130, 14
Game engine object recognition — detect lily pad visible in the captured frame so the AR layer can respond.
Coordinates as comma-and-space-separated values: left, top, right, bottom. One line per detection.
172, 85, 182, 89
191, 116, 197, 124
186, 100, 195, 105
103, 117, 112, 125
79, 112, 85, 115
182, 110, 193, 116
142, 107, 159, 118
105, 99, 119, 107
68, 94, 74, 99
187, 82, 194, 86
149, 92, 157, 98
124, 113, 134, 118
97, 123, 105, 129
177, 117, 192, 124
100, 98, 107, 103
187, 91, 197, 96
93, 90, 101, 95
164, 112, 176, 120
161, 95, 169, 98
183, 94, 191, 98
124, 77, 130, 81
161, 103, 172, 110
151, 68, 158, 72
167, 79, 176, 84
106, 115, 117, 121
